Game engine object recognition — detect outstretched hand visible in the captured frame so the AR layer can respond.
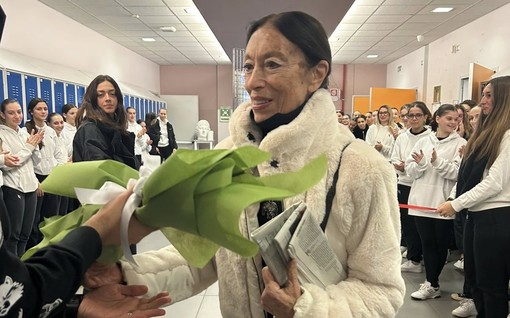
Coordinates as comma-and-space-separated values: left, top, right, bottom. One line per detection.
78, 284, 171, 318
412, 149, 425, 163
261, 259, 301, 318
84, 262, 123, 289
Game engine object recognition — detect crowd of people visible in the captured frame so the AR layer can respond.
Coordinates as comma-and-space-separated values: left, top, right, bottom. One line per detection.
339, 85, 510, 318
1, 8, 508, 318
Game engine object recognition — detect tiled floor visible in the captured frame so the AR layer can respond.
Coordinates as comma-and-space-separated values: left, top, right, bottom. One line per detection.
138, 232, 470, 318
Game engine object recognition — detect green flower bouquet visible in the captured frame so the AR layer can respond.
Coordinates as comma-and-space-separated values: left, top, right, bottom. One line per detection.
23, 146, 326, 267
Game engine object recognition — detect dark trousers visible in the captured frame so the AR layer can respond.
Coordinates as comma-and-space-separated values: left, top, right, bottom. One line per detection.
157, 145, 173, 162
2, 186, 37, 256
454, 209, 468, 253
27, 174, 61, 249
398, 184, 422, 262
464, 208, 510, 318
415, 216, 454, 287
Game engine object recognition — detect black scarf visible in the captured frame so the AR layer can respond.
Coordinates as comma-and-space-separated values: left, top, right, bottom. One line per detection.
455, 153, 489, 209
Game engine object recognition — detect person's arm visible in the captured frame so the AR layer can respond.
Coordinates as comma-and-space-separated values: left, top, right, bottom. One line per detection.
52, 131, 68, 165
365, 125, 376, 146
168, 123, 178, 150
404, 140, 428, 179
431, 139, 466, 181
379, 129, 396, 158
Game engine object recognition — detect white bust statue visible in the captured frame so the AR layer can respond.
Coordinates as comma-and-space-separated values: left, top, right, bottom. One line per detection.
194, 119, 213, 141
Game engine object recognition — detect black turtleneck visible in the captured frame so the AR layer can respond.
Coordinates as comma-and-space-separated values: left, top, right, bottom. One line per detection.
250, 101, 306, 138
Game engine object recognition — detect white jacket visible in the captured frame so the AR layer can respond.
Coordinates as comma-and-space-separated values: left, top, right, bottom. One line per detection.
61, 122, 76, 157
366, 124, 396, 161
121, 89, 405, 318
127, 121, 143, 155
21, 124, 66, 175
391, 128, 431, 186
406, 131, 466, 219
0, 125, 40, 192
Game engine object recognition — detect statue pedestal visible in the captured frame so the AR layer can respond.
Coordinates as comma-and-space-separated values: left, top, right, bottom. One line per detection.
193, 140, 214, 150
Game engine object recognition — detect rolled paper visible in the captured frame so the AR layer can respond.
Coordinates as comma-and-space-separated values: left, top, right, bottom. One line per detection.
399, 204, 437, 211
23, 147, 328, 267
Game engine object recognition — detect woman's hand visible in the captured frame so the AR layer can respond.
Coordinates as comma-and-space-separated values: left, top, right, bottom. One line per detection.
430, 148, 437, 163
261, 259, 301, 318
2, 152, 20, 167
374, 142, 383, 152
26, 129, 44, 147
84, 262, 124, 289
36, 183, 44, 197
411, 149, 424, 163
393, 161, 405, 172
77, 284, 171, 318
437, 201, 456, 217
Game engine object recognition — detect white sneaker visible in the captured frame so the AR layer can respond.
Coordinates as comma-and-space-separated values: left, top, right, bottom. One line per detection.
454, 258, 464, 271
411, 281, 441, 300
400, 246, 407, 254
452, 299, 477, 317
402, 250, 408, 258
401, 260, 423, 273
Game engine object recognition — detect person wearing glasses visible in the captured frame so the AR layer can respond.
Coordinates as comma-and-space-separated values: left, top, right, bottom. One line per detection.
366, 105, 399, 161
391, 102, 432, 273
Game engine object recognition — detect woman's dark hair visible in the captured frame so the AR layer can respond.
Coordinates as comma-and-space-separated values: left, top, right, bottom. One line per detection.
356, 114, 366, 122
145, 112, 157, 126
461, 99, 477, 108
429, 104, 456, 132
455, 104, 472, 139
408, 101, 432, 125
136, 119, 144, 125
25, 98, 48, 148
76, 75, 127, 132
246, 11, 331, 89
1, 98, 18, 113
62, 103, 77, 121
464, 76, 510, 167
48, 112, 62, 123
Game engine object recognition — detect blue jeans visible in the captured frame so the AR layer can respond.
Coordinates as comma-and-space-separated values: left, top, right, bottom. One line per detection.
2, 186, 37, 256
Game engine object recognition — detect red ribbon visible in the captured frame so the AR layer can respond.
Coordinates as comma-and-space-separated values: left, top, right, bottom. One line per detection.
399, 204, 437, 211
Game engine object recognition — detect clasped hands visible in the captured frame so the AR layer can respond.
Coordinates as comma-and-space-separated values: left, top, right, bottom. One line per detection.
80, 188, 171, 318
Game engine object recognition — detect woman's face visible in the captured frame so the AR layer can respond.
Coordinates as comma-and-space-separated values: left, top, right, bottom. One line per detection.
392, 108, 399, 122
399, 108, 409, 127
49, 114, 64, 135
480, 83, 493, 115
378, 107, 389, 125
407, 106, 426, 131
96, 80, 118, 115
244, 25, 323, 123
31, 102, 48, 122
456, 108, 464, 125
468, 106, 481, 131
64, 107, 78, 125
1, 102, 23, 129
436, 110, 458, 135
357, 118, 366, 129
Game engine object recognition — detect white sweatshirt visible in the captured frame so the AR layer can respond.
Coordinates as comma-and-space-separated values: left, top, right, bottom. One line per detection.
21, 124, 66, 175
366, 124, 396, 161
391, 128, 431, 186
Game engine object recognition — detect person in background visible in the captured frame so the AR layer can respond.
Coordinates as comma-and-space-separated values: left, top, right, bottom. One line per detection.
48, 112, 71, 215
460, 99, 477, 113
455, 104, 472, 140
392, 107, 403, 129
468, 105, 481, 131
365, 111, 374, 126
73, 75, 139, 171
352, 114, 369, 140
438, 76, 510, 318
406, 104, 466, 301
24, 98, 67, 249
136, 119, 153, 165
366, 105, 398, 161
61, 104, 78, 160
144, 112, 159, 156
84, 11, 405, 318
399, 104, 411, 130
391, 101, 432, 274
352, 110, 361, 120
0, 98, 43, 256
341, 113, 351, 126
148, 108, 177, 162
0, 185, 171, 317
335, 110, 344, 124
126, 107, 143, 168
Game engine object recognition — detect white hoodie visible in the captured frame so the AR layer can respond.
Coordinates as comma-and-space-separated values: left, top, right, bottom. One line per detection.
391, 128, 431, 187
406, 131, 466, 219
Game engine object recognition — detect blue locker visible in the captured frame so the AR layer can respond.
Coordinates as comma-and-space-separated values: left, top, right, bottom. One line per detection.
129, 96, 134, 107
142, 99, 148, 120
54, 81, 65, 115
40, 78, 53, 112
135, 97, 140, 117
123, 95, 129, 107
24, 75, 38, 111
66, 83, 76, 106
77, 85, 85, 106
6, 71, 23, 124
0, 69, 4, 102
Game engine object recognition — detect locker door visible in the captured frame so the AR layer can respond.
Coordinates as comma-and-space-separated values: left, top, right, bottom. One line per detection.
54, 81, 65, 115
40, 78, 53, 112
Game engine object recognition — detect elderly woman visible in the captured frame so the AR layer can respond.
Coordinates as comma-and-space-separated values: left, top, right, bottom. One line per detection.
85, 11, 404, 318
73, 75, 139, 170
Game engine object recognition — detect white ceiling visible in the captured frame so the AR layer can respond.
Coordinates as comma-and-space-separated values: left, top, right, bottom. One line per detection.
39, 0, 510, 65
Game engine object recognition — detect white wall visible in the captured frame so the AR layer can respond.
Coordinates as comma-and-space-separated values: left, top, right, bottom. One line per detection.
387, 2, 510, 106
387, 47, 426, 101
0, 0, 160, 93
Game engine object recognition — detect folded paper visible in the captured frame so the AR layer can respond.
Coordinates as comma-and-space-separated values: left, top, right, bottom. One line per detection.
23, 147, 327, 267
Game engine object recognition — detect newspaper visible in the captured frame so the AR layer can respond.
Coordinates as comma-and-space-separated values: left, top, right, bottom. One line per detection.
250, 201, 346, 288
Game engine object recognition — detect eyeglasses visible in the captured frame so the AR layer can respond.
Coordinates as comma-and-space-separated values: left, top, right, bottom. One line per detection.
407, 113, 424, 119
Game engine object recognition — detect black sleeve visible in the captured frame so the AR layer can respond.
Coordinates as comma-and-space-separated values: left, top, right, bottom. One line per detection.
72, 122, 112, 162
168, 123, 178, 150
147, 123, 160, 154
0, 216, 101, 318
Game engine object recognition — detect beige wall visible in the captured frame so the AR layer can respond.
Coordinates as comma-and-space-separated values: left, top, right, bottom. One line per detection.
343, 64, 387, 113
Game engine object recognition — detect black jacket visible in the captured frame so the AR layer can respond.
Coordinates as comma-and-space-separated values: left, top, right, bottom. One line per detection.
147, 119, 178, 155
0, 200, 101, 317
353, 125, 369, 140
73, 120, 139, 170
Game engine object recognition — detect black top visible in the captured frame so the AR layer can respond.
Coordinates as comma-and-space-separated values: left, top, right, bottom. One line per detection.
352, 125, 369, 140
73, 120, 139, 170
147, 119, 178, 154
0, 200, 101, 317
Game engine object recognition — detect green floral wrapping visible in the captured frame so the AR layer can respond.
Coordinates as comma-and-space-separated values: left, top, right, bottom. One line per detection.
22, 147, 327, 267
